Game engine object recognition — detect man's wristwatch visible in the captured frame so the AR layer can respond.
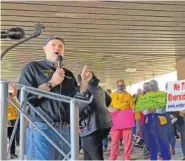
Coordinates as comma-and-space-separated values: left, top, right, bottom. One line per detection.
45, 81, 52, 89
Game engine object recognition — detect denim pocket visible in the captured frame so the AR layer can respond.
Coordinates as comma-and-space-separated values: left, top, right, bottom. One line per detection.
31, 122, 48, 130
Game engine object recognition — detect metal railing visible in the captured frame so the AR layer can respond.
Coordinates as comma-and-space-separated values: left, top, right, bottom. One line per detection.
0, 80, 93, 160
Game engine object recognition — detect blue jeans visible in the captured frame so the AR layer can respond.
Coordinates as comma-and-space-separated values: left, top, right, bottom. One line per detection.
102, 136, 108, 148
133, 120, 141, 135
26, 122, 71, 160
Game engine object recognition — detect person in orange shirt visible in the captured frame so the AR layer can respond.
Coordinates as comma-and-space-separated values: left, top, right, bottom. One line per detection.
7, 92, 19, 159
109, 80, 135, 160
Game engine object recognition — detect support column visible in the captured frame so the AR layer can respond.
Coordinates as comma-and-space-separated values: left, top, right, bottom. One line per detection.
176, 58, 185, 80
105, 78, 117, 90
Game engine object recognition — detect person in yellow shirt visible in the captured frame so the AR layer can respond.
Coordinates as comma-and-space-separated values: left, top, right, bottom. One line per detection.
7, 92, 19, 159
109, 80, 135, 160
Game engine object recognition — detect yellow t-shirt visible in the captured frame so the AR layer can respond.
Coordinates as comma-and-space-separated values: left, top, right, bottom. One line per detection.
110, 91, 134, 110
135, 111, 140, 120
8, 98, 19, 121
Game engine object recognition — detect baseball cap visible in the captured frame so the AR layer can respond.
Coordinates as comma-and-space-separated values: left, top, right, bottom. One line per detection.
44, 35, 65, 45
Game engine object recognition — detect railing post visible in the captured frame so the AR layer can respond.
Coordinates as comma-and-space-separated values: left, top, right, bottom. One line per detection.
0, 81, 8, 160
19, 89, 27, 160
70, 99, 79, 160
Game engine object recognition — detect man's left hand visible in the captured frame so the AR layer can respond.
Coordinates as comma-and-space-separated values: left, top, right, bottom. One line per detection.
80, 65, 92, 92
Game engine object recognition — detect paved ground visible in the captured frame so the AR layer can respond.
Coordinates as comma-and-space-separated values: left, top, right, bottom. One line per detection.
11, 138, 184, 160
102, 139, 184, 160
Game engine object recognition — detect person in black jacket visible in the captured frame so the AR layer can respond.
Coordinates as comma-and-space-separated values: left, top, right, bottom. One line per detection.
171, 111, 185, 160
18, 36, 93, 160
102, 89, 112, 152
77, 72, 112, 160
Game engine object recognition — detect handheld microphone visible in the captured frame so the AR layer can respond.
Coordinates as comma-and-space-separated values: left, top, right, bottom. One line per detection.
1, 27, 25, 40
57, 55, 63, 69
57, 55, 73, 80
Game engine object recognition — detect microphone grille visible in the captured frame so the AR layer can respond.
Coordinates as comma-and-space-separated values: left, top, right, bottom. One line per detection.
7, 27, 25, 39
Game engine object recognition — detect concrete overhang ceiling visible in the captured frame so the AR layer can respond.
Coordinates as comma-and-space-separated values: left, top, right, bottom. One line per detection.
1, 1, 185, 87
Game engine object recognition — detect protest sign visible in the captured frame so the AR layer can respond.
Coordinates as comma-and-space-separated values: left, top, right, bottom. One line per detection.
110, 109, 135, 130
135, 91, 166, 111
166, 80, 185, 112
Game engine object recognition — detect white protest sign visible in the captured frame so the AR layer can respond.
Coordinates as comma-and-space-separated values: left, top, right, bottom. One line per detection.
166, 80, 185, 112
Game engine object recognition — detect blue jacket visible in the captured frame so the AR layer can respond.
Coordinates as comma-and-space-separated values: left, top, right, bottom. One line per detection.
143, 113, 176, 150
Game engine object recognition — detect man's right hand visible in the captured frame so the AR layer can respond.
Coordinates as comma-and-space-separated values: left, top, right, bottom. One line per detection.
49, 68, 65, 87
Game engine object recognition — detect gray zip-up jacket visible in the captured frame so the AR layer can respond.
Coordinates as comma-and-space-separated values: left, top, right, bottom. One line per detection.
79, 85, 112, 137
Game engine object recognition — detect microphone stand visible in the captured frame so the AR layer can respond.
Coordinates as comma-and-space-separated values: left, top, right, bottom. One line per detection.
1, 23, 45, 60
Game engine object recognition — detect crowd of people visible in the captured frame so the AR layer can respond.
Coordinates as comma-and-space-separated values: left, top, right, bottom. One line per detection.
6, 35, 185, 160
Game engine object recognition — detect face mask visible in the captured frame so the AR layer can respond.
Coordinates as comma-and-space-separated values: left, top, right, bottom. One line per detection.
117, 85, 125, 91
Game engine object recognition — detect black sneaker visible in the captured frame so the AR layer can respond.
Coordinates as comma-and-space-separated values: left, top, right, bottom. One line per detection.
10, 154, 18, 159
176, 135, 180, 139
182, 156, 185, 160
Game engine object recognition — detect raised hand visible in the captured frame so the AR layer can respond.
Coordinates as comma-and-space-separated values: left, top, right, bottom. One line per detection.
80, 65, 92, 92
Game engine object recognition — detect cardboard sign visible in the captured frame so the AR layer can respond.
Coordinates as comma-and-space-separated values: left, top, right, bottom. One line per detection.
135, 91, 166, 111
110, 109, 135, 130
166, 80, 185, 112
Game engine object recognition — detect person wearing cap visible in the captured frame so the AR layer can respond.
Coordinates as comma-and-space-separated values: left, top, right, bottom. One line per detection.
18, 36, 93, 160
109, 79, 135, 160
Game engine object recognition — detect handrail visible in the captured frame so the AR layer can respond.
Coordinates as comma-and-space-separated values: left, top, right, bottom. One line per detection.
1, 80, 93, 104
8, 99, 70, 160
27, 102, 71, 148
7, 99, 72, 160
0, 80, 93, 160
